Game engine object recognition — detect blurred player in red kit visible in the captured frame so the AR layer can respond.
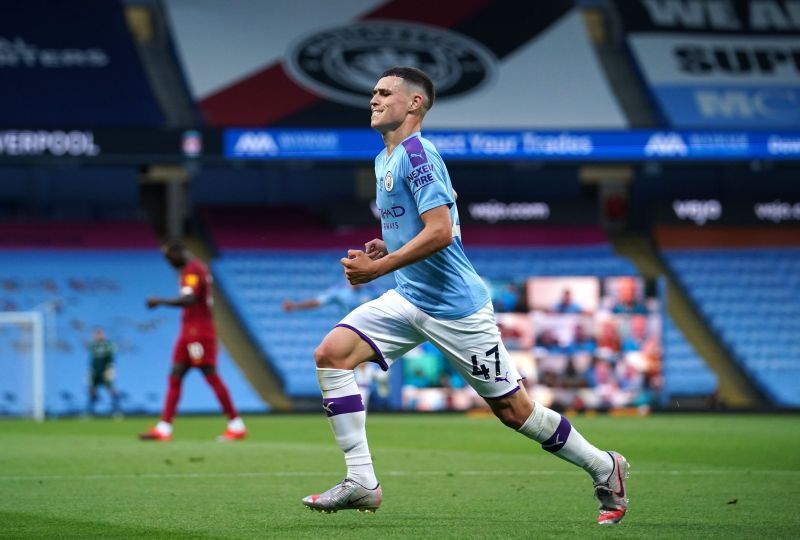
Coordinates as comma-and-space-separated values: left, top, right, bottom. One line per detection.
139, 240, 246, 442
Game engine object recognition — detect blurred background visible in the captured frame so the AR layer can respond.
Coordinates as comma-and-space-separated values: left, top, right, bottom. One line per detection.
1, 0, 798, 419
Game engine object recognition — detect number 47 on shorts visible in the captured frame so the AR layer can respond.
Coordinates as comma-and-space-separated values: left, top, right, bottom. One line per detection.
471, 344, 500, 380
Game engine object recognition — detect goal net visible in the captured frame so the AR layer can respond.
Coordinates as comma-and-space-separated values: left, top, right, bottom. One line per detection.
0, 312, 45, 421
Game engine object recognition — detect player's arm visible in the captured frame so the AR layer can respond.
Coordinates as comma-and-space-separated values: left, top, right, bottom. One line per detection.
146, 291, 197, 309
147, 270, 203, 309
282, 298, 322, 312
342, 204, 452, 284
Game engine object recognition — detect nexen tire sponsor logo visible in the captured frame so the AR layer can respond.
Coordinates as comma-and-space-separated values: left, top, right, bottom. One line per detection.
0, 130, 100, 156
672, 199, 721, 225
409, 164, 435, 191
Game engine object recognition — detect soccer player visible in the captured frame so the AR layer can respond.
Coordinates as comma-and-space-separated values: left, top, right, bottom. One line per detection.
282, 280, 378, 315
139, 240, 246, 442
86, 327, 120, 417
283, 280, 384, 407
301, 67, 629, 525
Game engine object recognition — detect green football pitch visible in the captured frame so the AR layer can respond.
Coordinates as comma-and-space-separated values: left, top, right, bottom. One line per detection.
1, 413, 798, 539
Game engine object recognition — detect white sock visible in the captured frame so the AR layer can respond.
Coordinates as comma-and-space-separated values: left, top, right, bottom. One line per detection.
227, 416, 245, 432
517, 402, 613, 483
317, 368, 377, 489
156, 420, 172, 435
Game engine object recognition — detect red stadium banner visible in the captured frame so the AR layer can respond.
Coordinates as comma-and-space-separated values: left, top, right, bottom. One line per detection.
164, 0, 628, 128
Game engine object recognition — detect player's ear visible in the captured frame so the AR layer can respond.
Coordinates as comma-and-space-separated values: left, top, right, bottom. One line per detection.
409, 93, 424, 113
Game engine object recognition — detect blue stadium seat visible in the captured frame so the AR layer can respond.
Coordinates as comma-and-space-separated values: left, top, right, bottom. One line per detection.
0, 250, 266, 417
664, 247, 800, 407
215, 246, 660, 400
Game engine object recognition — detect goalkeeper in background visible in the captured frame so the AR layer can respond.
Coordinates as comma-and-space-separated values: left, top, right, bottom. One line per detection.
86, 327, 121, 417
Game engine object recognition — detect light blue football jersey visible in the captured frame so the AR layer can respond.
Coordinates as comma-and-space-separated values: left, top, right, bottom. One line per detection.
374, 132, 489, 319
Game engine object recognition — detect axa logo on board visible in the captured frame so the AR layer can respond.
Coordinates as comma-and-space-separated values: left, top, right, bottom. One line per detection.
232, 132, 278, 156
284, 21, 497, 107
645, 132, 688, 156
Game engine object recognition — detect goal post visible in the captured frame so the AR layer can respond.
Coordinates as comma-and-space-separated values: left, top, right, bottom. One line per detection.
0, 311, 45, 422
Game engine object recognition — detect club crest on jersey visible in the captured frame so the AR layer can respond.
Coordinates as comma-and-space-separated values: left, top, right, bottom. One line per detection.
384, 171, 394, 192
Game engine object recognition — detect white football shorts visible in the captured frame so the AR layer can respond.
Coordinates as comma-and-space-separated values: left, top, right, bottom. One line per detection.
337, 289, 521, 399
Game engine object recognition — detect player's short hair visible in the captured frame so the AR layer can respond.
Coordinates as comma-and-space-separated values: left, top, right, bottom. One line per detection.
380, 66, 435, 112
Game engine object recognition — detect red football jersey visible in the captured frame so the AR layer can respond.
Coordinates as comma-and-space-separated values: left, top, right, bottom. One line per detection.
178, 259, 215, 339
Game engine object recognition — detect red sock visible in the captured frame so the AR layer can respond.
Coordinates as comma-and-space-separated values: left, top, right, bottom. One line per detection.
161, 375, 182, 423
204, 373, 238, 419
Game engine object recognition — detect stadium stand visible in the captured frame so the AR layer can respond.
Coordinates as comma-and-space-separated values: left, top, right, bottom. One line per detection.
0, 221, 265, 417
214, 243, 640, 396
658, 226, 800, 407
215, 250, 394, 397
1, 0, 795, 417
660, 297, 719, 404
205, 205, 687, 404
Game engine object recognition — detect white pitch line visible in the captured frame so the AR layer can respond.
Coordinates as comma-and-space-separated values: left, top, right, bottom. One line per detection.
0, 468, 798, 482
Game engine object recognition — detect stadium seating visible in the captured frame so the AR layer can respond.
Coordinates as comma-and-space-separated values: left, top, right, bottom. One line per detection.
663, 248, 800, 407
0, 232, 266, 417
212, 242, 677, 400
660, 313, 718, 403
213, 250, 393, 397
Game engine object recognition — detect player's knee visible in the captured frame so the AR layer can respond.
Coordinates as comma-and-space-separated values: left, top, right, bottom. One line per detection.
314, 342, 347, 369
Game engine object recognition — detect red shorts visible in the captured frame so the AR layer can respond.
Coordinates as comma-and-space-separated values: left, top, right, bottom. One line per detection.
172, 335, 217, 367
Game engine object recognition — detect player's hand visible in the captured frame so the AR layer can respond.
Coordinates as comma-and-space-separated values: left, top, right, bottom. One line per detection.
146, 296, 160, 309
364, 238, 387, 260
341, 249, 378, 285
282, 299, 295, 312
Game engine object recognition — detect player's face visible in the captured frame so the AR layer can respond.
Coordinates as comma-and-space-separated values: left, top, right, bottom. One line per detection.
163, 247, 186, 269
370, 76, 413, 133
